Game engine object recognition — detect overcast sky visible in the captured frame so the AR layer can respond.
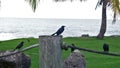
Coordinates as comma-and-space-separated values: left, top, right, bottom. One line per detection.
0, 0, 114, 19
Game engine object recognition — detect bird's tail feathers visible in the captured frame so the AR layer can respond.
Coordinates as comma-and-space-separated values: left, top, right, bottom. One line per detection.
13, 48, 16, 51
51, 33, 56, 36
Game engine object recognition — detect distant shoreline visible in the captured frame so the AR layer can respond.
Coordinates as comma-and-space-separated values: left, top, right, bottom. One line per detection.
0, 18, 120, 41
0, 35, 120, 41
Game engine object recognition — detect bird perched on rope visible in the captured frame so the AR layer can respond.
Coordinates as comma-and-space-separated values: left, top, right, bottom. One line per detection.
51, 26, 65, 36
103, 43, 109, 52
13, 41, 24, 51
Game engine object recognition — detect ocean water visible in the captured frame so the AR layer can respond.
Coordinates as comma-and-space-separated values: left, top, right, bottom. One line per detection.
0, 18, 120, 41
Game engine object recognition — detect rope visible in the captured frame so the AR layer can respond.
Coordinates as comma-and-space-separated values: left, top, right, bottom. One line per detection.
61, 44, 120, 57
0, 44, 39, 58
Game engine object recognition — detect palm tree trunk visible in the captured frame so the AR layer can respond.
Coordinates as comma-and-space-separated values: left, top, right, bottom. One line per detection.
97, 0, 107, 39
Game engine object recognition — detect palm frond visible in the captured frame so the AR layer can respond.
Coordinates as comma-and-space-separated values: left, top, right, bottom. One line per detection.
112, 12, 116, 24
95, 0, 103, 10
54, 0, 86, 2
110, 0, 120, 23
95, 0, 112, 9
110, 0, 120, 13
25, 0, 40, 12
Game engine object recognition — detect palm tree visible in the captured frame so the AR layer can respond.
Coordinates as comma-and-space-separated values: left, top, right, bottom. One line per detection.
96, 0, 107, 39
96, 0, 120, 39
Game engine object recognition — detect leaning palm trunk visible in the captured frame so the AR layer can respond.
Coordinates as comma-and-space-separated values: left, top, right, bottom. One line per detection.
97, 0, 107, 39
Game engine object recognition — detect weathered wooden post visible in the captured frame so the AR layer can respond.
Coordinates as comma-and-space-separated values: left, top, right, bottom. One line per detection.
39, 35, 62, 68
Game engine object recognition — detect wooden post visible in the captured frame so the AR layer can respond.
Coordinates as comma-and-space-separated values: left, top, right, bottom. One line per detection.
39, 35, 62, 68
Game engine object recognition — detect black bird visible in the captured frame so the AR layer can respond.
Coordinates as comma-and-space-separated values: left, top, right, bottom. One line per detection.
14, 41, 24, 51
103, 43, 109, 52
51, 26, 65, 36
71, 44, 75, 52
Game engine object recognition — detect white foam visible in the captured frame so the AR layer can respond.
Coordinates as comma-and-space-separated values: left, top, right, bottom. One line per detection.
0, 33, 16, 41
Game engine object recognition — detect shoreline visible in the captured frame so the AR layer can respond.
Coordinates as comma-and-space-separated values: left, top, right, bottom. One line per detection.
0, 35, 120, 41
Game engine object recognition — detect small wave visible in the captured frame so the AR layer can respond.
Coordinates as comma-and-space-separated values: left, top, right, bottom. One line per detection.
0, 33, 17, 41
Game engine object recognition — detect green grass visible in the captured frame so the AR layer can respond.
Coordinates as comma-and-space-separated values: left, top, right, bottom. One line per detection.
0, 37, 120, 68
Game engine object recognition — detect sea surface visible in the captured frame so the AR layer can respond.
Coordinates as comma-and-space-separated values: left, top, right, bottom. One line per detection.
0, 18, 120, 41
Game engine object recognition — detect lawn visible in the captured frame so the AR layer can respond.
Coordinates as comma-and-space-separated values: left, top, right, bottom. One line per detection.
0, 37, 120, 68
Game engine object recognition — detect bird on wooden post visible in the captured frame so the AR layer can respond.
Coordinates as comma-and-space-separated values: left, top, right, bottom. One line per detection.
51, 26, 65, 36
13, 41, 24, 51
103, 43, 109, 52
